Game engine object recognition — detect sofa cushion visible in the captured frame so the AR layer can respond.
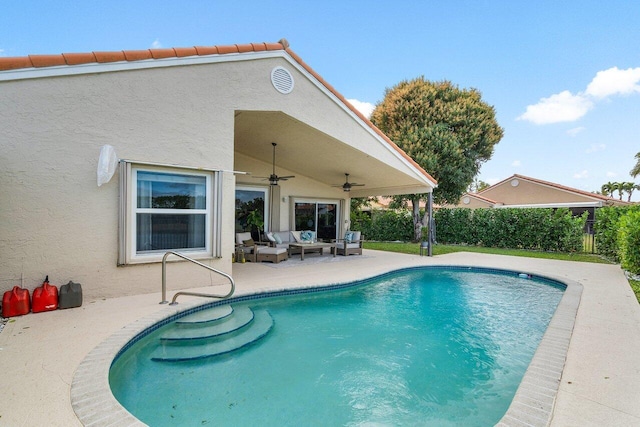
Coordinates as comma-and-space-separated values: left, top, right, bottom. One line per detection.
265, 232, 276, 243
290, 230, 302, 243
274, 233, 283, 244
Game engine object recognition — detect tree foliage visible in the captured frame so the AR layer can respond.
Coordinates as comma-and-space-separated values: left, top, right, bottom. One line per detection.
630, 152, 640, 178
370, 77, 503, 204
599, 181, 637, 201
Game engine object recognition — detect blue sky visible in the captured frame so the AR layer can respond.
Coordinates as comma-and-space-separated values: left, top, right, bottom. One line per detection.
2, 1, 639, 200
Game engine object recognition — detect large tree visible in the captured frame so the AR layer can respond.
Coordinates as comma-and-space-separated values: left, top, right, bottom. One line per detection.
370, 77, 503, 240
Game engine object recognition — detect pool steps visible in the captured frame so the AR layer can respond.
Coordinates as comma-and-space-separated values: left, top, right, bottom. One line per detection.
174, 304, 233, 325
150, 305, 274, 362
160, 306, 254, 341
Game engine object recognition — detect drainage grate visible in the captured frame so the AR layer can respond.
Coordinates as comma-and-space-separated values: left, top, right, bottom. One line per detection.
271, 66, 294, 94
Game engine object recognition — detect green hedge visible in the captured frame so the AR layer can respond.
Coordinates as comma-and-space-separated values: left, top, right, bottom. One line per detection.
594, 205, 640, 261
595, 206, 640, 275
351, 209, 414, 241
434, 207, 587, 252
618, 210, 640, 275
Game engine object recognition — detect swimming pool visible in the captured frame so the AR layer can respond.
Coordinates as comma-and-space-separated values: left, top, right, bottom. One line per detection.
109, 267, 565, 426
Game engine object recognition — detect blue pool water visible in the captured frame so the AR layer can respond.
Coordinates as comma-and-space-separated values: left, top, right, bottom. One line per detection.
110, 267, 564, 426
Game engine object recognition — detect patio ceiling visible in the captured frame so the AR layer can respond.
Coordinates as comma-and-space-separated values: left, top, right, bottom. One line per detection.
234, 110, 435, 198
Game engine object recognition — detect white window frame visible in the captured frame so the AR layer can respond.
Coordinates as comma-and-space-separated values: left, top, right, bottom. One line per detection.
235, 185, 270, 232
118, 161, 220, 265
290, 197, 342, 240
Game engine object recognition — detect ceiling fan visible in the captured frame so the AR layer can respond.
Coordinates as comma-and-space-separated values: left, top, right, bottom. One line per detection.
333, 173, 365, 192
258, 142, 295, 186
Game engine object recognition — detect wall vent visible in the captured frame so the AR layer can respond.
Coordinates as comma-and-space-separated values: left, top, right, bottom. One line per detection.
271, 66, 294, 94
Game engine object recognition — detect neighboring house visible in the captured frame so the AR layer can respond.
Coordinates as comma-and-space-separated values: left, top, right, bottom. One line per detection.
448, 174, 630, 230
0, 39, 436, 299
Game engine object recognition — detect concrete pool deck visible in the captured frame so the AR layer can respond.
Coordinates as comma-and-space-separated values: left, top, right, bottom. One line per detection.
1, 250, 639, 426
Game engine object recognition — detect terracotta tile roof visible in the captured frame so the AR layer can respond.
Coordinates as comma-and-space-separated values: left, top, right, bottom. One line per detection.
481, 174, 630, 204
0, 42, 284, 71
0, 39, 437, 187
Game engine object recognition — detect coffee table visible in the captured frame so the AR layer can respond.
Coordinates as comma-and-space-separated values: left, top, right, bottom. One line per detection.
288, 242, 336, 260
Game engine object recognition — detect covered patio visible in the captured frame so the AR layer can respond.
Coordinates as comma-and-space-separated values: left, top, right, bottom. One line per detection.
233, 107, 436, 242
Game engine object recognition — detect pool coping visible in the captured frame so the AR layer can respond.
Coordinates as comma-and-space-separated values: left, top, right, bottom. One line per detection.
70, 265, 582, 427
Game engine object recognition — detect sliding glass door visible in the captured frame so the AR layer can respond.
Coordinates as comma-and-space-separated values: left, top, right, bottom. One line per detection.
293, 199, 339, 241
235, 186, 268, 240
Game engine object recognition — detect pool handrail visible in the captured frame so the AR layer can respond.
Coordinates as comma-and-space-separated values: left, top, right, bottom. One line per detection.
161, 251, 235, 305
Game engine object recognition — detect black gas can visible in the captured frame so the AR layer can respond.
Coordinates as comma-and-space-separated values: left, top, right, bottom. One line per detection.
59, 281, 82, 309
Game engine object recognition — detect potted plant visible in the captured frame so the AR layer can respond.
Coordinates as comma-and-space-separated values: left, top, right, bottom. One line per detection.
246, 210, 264, 242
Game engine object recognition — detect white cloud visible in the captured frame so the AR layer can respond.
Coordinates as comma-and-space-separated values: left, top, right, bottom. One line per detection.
573, 170, 589, 179
346, 98, 375, 118
606, 171, 617, 178
151, 39, 162, 49
511, 160, 521, 167
586, 143, 606, 153
0, 48, 5, 56
585, 67, 640, 98
518, 66, 640, 125
567, 126, 585, 137
517, 91, 593, 125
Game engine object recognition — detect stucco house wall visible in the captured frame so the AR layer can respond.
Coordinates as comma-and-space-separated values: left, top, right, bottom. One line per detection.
0, 43, 436, 301
1, 63, 244, 299
481, 176, 600, 205
450, 175, 629, 210
0, 55, 366, 299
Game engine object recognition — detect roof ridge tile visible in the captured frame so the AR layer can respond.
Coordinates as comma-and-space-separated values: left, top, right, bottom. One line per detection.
93, 51, 126, 63
62, 52, 97, 65
122, 50, 153, 61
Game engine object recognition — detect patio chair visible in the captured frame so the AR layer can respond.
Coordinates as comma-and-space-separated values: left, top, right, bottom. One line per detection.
235, 232, 268, 262
334, 231, 363, 256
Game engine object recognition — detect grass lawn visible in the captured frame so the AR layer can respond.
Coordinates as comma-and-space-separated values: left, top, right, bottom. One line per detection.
630, 280, 640, 302
364, 241, 611, 264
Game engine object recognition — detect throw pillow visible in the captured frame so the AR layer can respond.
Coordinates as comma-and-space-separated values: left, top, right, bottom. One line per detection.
274, 233, 283, 244
243, 239, 255, 246
301, 230, 313, 242
344, 231, 354, 243
266, 232, 276, 243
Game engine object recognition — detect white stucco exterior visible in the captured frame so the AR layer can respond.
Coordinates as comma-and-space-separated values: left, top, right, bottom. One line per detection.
0, 45, 435, 300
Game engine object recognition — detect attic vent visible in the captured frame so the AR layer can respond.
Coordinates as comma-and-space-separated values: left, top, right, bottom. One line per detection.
271, 66, 294, 94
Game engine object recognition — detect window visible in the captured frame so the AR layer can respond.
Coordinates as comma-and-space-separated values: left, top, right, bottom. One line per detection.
235, 186, 268, 239
119, 162, 219, 264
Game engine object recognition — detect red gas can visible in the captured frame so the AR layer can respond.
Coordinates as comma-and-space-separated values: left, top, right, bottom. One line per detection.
32, 276, 58, 313
2, 286, 31, 317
